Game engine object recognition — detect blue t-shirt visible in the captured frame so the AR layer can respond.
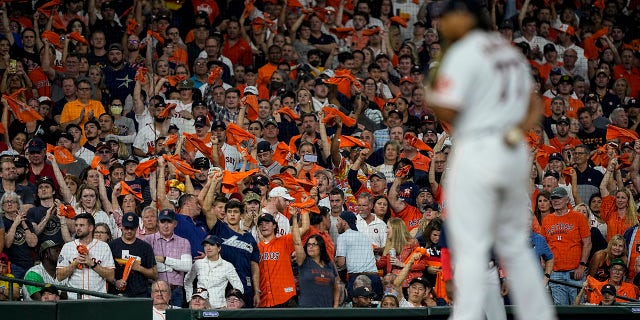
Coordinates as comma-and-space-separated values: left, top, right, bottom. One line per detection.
298, 256, 337, 307
174, 214, 209, 258
210, 220, 260, 294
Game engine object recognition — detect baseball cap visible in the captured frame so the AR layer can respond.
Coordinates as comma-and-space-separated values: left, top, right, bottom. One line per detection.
411, 65, 422, 74
556, 116, 570, 125
500, 20, 514, 30
584, 93, 600, 104
243, 192, 261, 204
257, 213, 277, 225
252, 175, 269, 186
192, 287, 209, 300
550, 187, 568, 199
13, 155, 28, 168
596, 69, 608, 77
201, 235, 222, 246
549, 67, 563, 76
339, 211, 358, 231
105, 134, 119, 143
36, 176, 55, 190
601, 283, 617, 296
369, 171, 386, 180
314, 78, 327, 86
101, 1, 115, 10
320, 69, 335, 78
400, 76, 414, 84
325, 6, 337, 12
388, 109, 402, 118
193, 157, 210, 169
244, 86, 258, 96
28, 138, 46, 153
548, 151, 564, 162
176, 79, 194, 90
38, 96, 54, 106
543, 43, 557, 53
41, 284, 59, 296
421, 114, 435, 124
256, 141, 272, 154
96, 141, 111, 152
626, 98, 639, 109
38, 240, 61, 255
108, 43, 123, 52
194, 115, 209, 128
558, 75, 573, 85
621, 141, 634, 151
226, 288, 244, 299
424, 202, 440, 211
554, 23, 575, 36
192, 100, 207, 109
84, 119, 100, 129
123, 155, 139, 166
158, 209, 176, 222
409, 277, 430, 289
66, 123, 81, 134
57, 132, 74, 142
352, 286, 375, 298
154, 14, 171, 23
543, 170, 560, 180
121, 212, 140, 228
211, 120, 226, 130
609, 258, 627, 271
418, 187, 432, 195
268, 186, 294, 200
264, 119, 278, 128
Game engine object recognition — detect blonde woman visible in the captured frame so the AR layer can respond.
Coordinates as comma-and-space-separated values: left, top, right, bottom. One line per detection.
588, 235, 627, 281
377, 218, 427, 288
600, 158, 639, 241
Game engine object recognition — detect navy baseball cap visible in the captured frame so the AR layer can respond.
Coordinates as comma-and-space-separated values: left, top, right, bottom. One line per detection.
121, 212, 140, 228
158, 209, 176, 222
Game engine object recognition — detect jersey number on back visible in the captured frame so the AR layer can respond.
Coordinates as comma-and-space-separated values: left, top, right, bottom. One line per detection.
495, 59, 527, 103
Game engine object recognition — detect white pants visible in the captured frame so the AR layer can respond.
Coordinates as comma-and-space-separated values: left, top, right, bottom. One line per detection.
446, 137, 556, 320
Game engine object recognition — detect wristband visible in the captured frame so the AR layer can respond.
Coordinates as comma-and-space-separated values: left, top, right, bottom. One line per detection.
579, 262, 587, 267
544, 273, 550, 279
90, 261, 98, 269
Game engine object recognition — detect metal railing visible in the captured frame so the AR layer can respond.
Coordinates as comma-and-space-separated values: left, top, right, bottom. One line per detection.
0, 275, 122, 301
549, 278, 640, 303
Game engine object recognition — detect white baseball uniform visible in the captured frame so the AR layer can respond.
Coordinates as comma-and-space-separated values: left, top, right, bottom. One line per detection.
429, 30, 555, 320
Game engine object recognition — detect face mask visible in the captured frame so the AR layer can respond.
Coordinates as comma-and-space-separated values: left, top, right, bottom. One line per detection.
111, 106, 123, 115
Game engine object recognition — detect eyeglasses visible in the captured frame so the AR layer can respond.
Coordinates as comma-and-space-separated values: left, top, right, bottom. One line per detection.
98, 150, 112, 154
3, 200, 17, 204
307, 242, 319, 247
226, 297, 241, 303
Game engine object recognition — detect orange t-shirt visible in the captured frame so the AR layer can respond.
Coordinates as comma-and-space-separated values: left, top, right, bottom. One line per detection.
401, 151, 431, 173
585, 276, 640, 304
393, 204, 422, 231
59, 99, 106, 144
542, 96, 584, 118
600, 195, 640, 242
542, 210, 590, 271
258, 234, 296, 307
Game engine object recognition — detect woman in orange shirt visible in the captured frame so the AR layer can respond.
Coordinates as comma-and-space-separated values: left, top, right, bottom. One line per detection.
599, 158, 640, 241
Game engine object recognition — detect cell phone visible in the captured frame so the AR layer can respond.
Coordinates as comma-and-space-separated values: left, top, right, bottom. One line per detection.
303, 154, 317, 163
8, 59, 16, 74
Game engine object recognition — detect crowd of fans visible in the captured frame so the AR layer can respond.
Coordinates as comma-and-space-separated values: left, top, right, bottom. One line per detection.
0, 0, 638, 317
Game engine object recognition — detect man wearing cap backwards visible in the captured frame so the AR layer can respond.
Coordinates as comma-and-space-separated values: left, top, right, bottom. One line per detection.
256, 210, 310, 307
541, 187, 591, 305
108, 212, 157, 297
23, 240, 67, 301
256, 140, 282, 177
426, 1, 556, 319
57, 213, 115, 299
143, 209, 192, 307
166, 80, 196, 134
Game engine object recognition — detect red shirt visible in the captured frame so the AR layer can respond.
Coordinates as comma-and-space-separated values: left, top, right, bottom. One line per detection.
223, 36, 253, 67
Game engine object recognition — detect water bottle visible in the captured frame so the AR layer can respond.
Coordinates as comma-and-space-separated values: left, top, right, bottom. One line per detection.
389, 248, 396, 258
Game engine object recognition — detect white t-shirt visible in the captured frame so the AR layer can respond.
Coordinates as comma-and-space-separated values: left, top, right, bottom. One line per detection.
166, 100, 195, 134
355, 214, 387, 248
57, 239, 115, 299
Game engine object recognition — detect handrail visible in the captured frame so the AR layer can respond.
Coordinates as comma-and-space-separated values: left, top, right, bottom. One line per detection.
0, 275, 122, 300
548, 278, 639, 302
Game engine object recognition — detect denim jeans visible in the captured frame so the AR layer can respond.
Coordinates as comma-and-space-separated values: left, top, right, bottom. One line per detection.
549, 270, 584, 305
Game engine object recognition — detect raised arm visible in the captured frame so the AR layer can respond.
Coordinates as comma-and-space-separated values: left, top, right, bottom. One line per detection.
156, 157, 174, 210
393, 252, 422, 300
317, 110, 333, 163
291, 208, 306, 266
388, 169, 408, 213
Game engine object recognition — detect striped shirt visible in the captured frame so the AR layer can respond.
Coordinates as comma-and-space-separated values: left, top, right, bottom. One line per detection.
144, 232, 192, 287
57, 239, 115, 299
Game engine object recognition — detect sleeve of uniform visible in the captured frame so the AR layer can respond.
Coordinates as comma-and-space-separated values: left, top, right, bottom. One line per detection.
428, 43, 478, 112
97, 242, 115, 268
57, 243, 74, 268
